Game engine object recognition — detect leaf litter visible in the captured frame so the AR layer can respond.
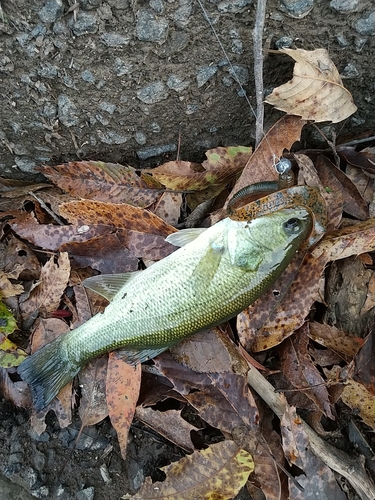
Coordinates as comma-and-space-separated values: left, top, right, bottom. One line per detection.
1, 49, 375, 499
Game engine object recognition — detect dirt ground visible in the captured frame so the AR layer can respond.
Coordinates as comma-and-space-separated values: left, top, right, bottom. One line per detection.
1, 0, 375, 498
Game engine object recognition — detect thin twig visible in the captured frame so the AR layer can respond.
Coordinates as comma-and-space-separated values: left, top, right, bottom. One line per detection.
252, 0, 267, 148
247, 364, 375, 500
28, 191, 65, 225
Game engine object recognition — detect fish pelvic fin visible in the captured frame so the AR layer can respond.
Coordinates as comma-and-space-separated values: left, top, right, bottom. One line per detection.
117, 345, 171, 365
18, 335, 80, 412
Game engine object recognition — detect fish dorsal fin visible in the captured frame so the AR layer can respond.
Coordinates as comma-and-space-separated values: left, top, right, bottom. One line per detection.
83, 272, 141, 301
166, 228, 207, 247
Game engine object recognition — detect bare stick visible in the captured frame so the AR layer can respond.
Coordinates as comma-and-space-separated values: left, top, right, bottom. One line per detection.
253, 0, 267, 148
247, 364, 375, 500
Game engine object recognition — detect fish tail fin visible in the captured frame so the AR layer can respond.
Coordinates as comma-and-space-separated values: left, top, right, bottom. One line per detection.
18, 335, 79, 412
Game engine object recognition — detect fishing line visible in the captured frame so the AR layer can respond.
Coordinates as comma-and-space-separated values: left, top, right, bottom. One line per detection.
195, 0, 291, 178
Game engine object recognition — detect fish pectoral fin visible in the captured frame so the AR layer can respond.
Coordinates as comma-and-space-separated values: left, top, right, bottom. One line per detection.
227, 226, 263, 270
117, 345, 170, 365
166, 227, 208, 247
83, 272, 142, 301
190, 242, 223, 291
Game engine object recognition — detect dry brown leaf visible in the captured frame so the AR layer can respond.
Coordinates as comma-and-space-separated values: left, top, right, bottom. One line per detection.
295, 153, 343, 231
0, 271, 24, 298
227, 115, 307, 203
106, 354, 141, 459
308, 322, 363, 358
19, 252, 70, 320
170, 327, 248, 375
38, 161, 161, 207
265, 48, 357, 123
281, 405, 347, 500
155, 351, 259, 437
152, 191, 183, 226
338, 146, 375, 175
279, 325, 333, 418
7, 211, 113, 251
312, 217, 375, 262
60, 229, 174, 274
315, 155, 368, 220
0, 236, 40, 280
142, 146, 250, 195
78, 356, 108, 427
0, 367, 30, 408
135, 407, 197, 453
340, 379, 375, 430
59, 199, 176, 237
122, 440, 254, 500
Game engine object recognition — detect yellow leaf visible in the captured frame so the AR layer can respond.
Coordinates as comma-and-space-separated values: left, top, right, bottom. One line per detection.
341, 379, 375, 429
265, 48, 357, 123
122, 440, 254, 500
0, 334, 27, 368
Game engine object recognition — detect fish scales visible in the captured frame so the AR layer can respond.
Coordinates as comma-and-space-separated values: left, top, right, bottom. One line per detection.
18, 207, 313, 411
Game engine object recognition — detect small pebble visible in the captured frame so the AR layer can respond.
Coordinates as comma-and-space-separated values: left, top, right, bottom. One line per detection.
101, 32, 130, 47
150, 0, 164, 14
57, 94, 79, 127
217, 0, 253, 13
135, 131, 147, 145
81, 69, 95, 83
30, 485, 50, 498
14, 157, 36, 172
76, 487, 95, 500
196, 65, 218, 88
38, 0, 63, 23
97, 130, 129, 144
185, 102, 199, 114
136, 81, 168, 104
136, 10, 169, 42
149, 122, 161, 133
275, 36, 293, 49
42, 102, 57, 119
113, 57, 133, 76
222, 76, 233, 87
137, 143, 176, 160
167, 74, 190, 92
330, 0, 360, 12
174, 3, 192, 28
37, 62, 58, 78
231, 39, 243, 54
95, 113, 110, 126
354, 37, 367, 52
229, 64, 249, 85
99, 102, 116, 114
279, 0, 314, 18
354, 11, 375, 36
341, 62, 359, 78
69, 12, 98, 36
0, 55, 14, 72
336, 34, 349, 47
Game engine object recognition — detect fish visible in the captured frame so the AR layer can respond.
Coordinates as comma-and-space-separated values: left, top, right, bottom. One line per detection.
18, 206, 313, 411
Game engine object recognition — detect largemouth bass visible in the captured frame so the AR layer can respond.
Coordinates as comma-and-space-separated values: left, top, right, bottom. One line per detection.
18, 207, 313, 411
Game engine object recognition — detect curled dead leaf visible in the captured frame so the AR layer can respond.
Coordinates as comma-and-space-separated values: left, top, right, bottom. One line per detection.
265, 48, 357, 123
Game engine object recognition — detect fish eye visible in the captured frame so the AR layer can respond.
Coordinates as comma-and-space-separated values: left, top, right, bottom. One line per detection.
284, 217, 300, 233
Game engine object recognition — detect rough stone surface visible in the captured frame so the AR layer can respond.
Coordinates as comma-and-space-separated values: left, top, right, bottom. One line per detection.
136, 10, 169, 42
136, 81, 169, 104
0, 2, 373, 182
354, 11, 375, 35
279, 0, 315, 18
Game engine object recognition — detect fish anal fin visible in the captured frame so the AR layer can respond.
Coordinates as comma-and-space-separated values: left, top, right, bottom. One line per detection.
117, 345, 170, 365
83, 272, 142, 301
166, 228, 207, 247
